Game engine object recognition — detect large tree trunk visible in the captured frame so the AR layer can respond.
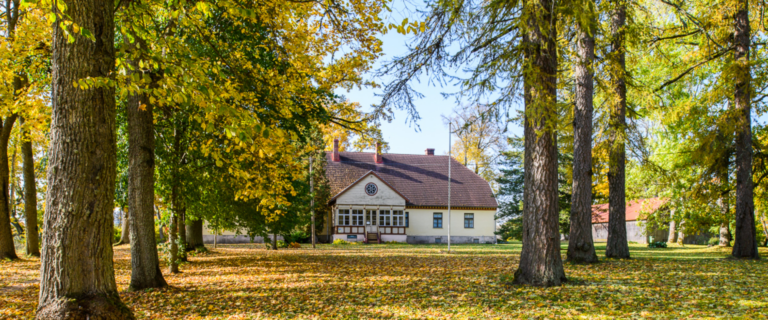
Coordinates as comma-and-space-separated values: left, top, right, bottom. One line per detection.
731, 0, 759, 259
186, 219, 204, 250
127, 84, 167, 289
37, 0, 134, 318
513, 0, 566, 287
116, 208, 130, 245
605, 0, 630, 259
567, 8, 598, 264
21, 118, 39, 257
0, 115, 18, 260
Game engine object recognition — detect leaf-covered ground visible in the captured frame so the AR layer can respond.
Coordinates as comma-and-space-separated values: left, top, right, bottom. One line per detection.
2, 242, 768, 319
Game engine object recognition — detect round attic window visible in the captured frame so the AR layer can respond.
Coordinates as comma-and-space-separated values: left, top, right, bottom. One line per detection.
365, 183, 378, 196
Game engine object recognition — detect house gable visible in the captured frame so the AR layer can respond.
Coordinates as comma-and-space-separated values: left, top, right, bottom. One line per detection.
332, 171, 407, 207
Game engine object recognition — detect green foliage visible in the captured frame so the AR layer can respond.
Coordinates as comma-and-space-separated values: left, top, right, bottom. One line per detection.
708, 237, 720, 246
114, 227, 122, 244
284, 230, 310, 244
648, 241, 667, 248
495, 138, 524, 241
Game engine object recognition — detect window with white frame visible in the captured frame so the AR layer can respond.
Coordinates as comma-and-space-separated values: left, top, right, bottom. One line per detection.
351, 209, 364, 226
392, 210, 405, 226
379, 210, 391, 226
338, 209, 350, 226
366, 210, 377, 225
464, 213, 474, 228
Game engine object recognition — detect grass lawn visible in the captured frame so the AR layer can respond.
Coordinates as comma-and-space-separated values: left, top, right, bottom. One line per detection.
2, 242, 768, 319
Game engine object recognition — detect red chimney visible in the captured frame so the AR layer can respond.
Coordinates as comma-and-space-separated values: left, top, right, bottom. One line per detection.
425, 148, 435, 156
374, 141, 383, 164
332, 138, 340, 162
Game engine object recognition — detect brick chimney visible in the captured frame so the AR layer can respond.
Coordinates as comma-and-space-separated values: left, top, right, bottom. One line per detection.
374, 141, 383, 164
425, 148, 435, 156
332, 138, 340, 162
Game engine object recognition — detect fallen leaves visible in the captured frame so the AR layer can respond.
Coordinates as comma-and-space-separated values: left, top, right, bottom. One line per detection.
1, 243, 767, 319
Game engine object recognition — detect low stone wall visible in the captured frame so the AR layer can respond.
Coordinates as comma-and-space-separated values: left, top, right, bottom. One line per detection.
406, 235, 495, 244
202, 234, 283, 244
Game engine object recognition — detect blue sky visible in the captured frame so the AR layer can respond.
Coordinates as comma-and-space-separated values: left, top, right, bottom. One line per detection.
334, 2, 768, 156
334, 2, 524, 156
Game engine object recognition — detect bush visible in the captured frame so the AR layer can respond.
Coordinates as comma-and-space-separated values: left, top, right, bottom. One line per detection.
648, 241, 667, 248
284, 230, 310, 244
289, 242, 301, 248
333, 239, 350, 245
384, 240, 402, 244
708, 237, 720, 246
350, 241, 360, 245
114, 227, 122, 243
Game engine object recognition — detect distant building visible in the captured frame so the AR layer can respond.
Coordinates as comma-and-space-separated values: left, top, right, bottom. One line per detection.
591, 198, 668, 244
318, 139, 498, 244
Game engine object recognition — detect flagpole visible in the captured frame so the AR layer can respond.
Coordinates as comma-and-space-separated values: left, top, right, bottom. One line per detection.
448, 122, 452, 251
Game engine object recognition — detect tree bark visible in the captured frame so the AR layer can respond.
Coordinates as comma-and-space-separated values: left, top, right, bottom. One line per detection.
37, 0, 134, 318
605, 0, 630, 259
178, 207, 187, 261
513, 0, 567, 287
759, 211, 768, 247
731, 0, 759, 259
0, 115, 18, 260
669, 222, 677, 243
169, 183, 179, 273
186, 219, 204, 250
127, 82, 167, 289
21, 117, 39, 257
567, 9, 598, 264
272, 232, 278, 250
0, 0, 24, 261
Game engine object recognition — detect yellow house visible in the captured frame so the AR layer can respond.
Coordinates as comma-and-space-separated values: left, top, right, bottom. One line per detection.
319, 139, 498, 244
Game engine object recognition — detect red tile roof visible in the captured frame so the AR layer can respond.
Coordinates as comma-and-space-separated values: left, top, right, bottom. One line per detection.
591, 198, 666, 223
325, 152, 498, 208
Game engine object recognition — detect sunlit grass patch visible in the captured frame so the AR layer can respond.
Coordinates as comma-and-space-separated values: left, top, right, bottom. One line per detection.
1, 242, 767, 319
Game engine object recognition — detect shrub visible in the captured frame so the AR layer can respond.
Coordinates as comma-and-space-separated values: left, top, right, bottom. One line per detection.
648, 241, 667, 248
333, 239, 350, 245
277, 240, 288, 248
349, 241, 360, 245
708, 237, 720, 246
113, 227, 122, 243
284, 230, 310, 244
384, 240, 401, 244
289, 242, 301, 248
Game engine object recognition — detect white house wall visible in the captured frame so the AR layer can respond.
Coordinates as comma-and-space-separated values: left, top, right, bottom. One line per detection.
335, 174, 406, 207
405, 209, 496, 244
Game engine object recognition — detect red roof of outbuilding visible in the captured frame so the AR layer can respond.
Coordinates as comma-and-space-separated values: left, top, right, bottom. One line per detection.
591, 198, 666, 223
325, 152, 497, 208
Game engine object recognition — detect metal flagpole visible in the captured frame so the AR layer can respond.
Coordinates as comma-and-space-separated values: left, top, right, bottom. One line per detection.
310, 155, 316, 249
448, 123, 452, 251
